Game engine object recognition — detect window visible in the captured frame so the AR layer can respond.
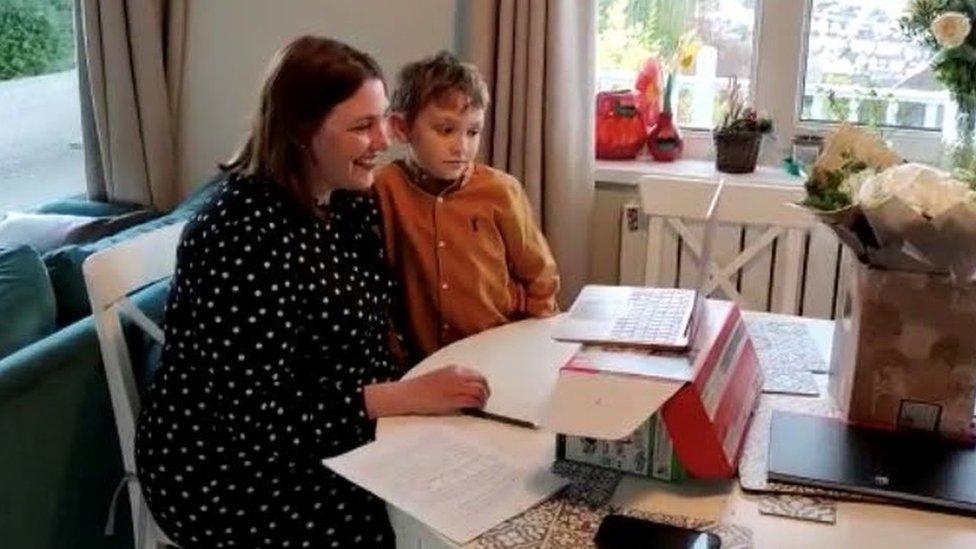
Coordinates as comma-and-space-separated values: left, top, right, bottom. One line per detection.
0, 0, 85, 212
800, 0, 946, 130
595, 0, 946, 163
596, 0, 757, 129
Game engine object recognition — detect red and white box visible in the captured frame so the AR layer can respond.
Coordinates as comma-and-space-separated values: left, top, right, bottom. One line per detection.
543, 299, 762, 478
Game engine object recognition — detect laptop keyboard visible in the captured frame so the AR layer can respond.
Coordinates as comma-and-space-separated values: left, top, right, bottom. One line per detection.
608, 288, 696, 343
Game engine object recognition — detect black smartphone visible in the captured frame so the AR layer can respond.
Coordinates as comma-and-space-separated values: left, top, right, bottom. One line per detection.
594, 514, 721, 549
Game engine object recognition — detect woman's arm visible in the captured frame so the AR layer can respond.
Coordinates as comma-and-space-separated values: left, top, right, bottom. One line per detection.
363, 365, 490, 419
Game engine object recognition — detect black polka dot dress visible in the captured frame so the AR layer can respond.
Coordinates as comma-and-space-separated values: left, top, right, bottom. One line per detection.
135, 175, 402, 548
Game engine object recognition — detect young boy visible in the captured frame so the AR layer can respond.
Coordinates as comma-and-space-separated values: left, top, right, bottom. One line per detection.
374, 51, 559, 359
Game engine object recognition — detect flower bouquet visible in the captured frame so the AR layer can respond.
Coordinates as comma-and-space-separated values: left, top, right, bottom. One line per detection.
901, 2, 976, 173
801, 124, 976, 440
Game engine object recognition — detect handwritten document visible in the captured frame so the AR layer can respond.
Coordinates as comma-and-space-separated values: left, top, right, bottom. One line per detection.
323, 425, 568, 544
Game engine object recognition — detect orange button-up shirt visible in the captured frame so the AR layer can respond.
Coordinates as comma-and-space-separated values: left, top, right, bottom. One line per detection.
373, 161, 559, 358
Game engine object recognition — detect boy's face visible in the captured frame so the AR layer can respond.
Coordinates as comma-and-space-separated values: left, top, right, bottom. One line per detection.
394, 92, 485, 181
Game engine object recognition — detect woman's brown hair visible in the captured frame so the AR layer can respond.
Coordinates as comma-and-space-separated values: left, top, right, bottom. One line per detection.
221, 36, 384, 211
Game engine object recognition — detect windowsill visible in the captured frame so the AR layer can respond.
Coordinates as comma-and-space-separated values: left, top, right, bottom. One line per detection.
594, 157, 803, 188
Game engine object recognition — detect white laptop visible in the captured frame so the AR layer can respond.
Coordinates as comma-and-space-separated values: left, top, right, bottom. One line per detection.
552, 179, 726, 351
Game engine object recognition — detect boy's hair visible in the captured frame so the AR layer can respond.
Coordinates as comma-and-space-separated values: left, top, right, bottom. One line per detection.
390, 51, 490, 124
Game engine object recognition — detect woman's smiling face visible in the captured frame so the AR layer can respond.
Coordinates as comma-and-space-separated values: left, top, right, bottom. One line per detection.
307, 78, 390, 194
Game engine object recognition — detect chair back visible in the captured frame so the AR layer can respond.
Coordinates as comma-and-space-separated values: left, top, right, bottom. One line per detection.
638, 175, 812, 314
83, 221, 185, 548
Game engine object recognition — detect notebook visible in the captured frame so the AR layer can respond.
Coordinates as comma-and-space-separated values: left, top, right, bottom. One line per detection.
552, 179, 726, 350
767, 411, 976, 513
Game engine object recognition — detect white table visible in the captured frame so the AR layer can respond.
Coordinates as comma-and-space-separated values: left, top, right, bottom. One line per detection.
378, 312, 976, 548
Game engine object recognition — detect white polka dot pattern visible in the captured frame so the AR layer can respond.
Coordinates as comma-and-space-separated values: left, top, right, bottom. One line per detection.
135, 176, 401, 548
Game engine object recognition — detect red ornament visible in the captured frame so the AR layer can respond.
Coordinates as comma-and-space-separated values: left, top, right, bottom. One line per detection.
647, 111, 683, 162
595, 90, 646, 160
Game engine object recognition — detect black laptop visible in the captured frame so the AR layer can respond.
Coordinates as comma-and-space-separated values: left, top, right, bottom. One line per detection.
767, 411, 976, 513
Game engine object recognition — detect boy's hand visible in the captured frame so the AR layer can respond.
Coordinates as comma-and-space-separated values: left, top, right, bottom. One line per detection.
364, 365, 490, 418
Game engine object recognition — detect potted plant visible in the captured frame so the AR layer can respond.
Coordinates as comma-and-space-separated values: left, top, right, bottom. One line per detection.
713, 77, 773, 174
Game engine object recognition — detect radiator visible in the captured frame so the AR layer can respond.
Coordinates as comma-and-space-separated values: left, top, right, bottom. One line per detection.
618, 203, 849, 319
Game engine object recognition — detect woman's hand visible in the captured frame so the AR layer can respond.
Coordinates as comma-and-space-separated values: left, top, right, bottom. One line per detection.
364, 365, 490, 418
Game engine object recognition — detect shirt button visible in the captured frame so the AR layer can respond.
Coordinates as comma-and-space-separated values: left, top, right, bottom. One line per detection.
441, 282, 449, 290
437, 240, 446, 248
436, 197, 444, 203
442, 323, 450, 330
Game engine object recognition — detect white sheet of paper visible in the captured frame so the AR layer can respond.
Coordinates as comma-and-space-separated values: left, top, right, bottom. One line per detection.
406, 316, 580, 426
541, 369, 684, 440
323, 424, 568, 544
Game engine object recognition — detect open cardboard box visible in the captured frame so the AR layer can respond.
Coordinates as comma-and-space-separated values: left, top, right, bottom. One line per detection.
542, 299, 763, 479
408, 298, 762, 479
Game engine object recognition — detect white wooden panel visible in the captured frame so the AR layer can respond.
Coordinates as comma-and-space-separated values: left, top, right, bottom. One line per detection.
618, 177, 847, 318
675, 221, 741, 300
677, 220, 703, 291
638, 177, 810, 228
739, 225, 774, 311
834, 245, 858, 320
82, 223, 184, 549
619, 202, 646, 285
802, 224, 843, 319
769, 229, 808, 314
83, 221, 186, 310
709, 223, 742, 301
643, 216, 665, 286
657, 217, 680, 288
624, 204, 680, 289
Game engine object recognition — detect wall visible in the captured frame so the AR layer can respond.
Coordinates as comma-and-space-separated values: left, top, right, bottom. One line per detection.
173, 1, 626, 294
176, 0, 457, 196
589, 183, 639, 285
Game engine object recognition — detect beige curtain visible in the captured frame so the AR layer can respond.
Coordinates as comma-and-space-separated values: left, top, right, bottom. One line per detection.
458, 0, 596, 306
75, 0, 186, 209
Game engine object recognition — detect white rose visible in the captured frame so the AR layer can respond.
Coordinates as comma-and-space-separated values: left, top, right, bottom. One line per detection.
839, 168, 877, 198
856, 163, 974, 217
931, 11, 972, 49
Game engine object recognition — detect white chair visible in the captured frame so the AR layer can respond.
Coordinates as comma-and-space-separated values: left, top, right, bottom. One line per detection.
638, 175, 812, 314
83, 222, 186, 549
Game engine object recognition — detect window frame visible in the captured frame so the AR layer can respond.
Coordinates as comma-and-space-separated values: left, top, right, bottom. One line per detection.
779, 0, 943, 164
597, 0, 945, 165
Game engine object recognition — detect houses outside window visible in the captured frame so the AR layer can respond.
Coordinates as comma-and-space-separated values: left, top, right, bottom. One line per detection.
596, 0, 946, 162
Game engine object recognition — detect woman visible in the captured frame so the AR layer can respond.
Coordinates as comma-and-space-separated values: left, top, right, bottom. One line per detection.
135, 36, 490, 548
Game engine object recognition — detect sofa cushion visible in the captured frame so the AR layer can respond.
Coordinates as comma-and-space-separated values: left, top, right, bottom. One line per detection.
0, 210, 158, 254
0, 246, 57, 357
0, 209, 159, 254
34, 197, 144, 218
0, 213, 98, 253
42, 175, 224, 325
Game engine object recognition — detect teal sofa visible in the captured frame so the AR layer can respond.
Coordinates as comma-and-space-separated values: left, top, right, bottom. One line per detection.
0, 177, 221, 548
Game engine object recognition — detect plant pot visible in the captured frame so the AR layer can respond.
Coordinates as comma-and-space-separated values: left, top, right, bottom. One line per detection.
714, 130, 761, 174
